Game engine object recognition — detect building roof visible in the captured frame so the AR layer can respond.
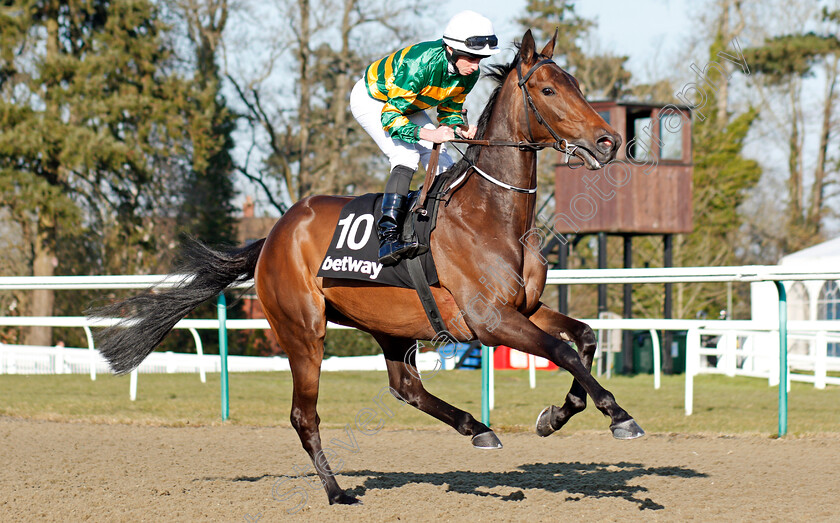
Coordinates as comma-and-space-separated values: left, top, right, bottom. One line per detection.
779, 236, 840, 266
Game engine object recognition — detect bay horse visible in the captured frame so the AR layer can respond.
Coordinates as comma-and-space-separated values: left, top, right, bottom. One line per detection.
93, 30, 643, 506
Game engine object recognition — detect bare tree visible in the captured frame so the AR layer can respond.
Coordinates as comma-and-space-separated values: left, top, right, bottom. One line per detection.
223, 0, 430, 212
742, 2, 840, 253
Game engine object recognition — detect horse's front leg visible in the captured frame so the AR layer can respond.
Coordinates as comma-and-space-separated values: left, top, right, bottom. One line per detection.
471, 306, 643, 439
526, 302, 602, 437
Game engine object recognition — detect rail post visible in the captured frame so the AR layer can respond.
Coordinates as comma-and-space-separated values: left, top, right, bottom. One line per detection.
83, 325, 96, 381
774, 281, 787, 437
649, 329, 661, 390
528, 354, 536, 389
489, 346, 495, 410
218, 292, 230, 421
685, 327, 700, 416
481, 345, 490, 426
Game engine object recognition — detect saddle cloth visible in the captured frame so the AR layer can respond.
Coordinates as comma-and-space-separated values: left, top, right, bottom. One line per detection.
317, 192, 438, 288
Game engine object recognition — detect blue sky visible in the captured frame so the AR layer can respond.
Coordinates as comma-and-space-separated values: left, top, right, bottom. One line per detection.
441, 1, 692, 83
435, 1, 695, 125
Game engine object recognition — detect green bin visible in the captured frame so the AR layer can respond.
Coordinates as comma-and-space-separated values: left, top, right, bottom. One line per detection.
628, 330, 686, 375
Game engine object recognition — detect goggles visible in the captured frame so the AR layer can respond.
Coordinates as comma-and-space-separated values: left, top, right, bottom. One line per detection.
449, 35, 498, 50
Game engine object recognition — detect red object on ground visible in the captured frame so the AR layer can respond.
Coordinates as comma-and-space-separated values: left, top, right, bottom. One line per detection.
493, 345, 558, 370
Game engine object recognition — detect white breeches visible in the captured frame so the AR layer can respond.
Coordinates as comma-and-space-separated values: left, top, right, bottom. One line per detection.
349, 78, 454, 173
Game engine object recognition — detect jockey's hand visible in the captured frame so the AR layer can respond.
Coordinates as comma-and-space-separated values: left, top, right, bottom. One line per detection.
458, 125, 478, 140
419, 126, 455, 144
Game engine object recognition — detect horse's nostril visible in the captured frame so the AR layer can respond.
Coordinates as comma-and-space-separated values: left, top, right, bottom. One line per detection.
597, 135, 615, 150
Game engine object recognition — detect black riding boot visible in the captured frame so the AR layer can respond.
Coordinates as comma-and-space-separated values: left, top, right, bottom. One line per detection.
377, 193, 416, 266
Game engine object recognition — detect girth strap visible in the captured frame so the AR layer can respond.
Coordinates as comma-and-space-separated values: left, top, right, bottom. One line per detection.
405, 256, 447, 335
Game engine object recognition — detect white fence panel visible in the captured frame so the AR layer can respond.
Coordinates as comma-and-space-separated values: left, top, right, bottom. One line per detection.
0, 344, 442, 376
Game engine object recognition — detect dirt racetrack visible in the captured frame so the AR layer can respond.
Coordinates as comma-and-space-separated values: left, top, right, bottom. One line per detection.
2, 417, 838, 522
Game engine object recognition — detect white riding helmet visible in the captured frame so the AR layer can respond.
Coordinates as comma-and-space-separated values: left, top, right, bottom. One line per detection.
442, 10, 501, 57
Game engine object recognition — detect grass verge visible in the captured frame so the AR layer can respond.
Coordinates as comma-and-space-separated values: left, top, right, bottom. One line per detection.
1, 370, 838, 436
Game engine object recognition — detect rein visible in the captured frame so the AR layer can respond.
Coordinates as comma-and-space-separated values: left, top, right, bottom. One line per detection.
450, 136, 580, 167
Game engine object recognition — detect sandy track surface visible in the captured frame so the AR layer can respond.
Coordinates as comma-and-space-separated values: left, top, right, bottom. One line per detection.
1, 417, 838, 521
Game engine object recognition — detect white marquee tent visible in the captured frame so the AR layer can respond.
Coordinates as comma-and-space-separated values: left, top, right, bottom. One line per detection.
751, 236, 840, 357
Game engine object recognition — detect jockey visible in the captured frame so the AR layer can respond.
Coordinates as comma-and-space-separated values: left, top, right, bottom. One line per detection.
350, 10, 500, 266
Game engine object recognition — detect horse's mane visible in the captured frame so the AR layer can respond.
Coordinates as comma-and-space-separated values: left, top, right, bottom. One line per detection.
448, 49, 521, 177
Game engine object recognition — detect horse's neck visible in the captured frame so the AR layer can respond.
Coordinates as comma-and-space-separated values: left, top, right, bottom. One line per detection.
450, 106, 539, 236
465, 97, 537, 216
435, 77, 541, 263
476, 80, 537, 205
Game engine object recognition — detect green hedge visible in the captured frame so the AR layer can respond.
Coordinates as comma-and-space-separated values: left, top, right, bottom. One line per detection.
324, 329, 381, 357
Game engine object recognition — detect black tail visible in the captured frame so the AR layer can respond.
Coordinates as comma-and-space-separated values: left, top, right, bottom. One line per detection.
88, 237, 266, 374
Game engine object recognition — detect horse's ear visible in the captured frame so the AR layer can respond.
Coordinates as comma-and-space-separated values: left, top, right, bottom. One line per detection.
540, 28, 558, 58
520, 29, 536, 64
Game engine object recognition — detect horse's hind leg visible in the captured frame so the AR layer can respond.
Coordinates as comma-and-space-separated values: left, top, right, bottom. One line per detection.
277, 333, 360, 505
287, 350, 361, 506
260, 292, 359, 506
527, 303, 600, 437
375, 334, 502, 449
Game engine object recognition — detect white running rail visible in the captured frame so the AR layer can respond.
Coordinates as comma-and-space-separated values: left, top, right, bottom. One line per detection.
2, 268, 840, 415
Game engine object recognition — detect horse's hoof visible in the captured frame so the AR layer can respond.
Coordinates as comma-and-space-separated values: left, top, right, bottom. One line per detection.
535, 405, 557, 437
472, 430, 503, 449
330, 492, 362, 505
610, 419, 645, 440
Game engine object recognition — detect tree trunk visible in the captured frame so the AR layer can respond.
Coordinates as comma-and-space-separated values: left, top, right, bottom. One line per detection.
806, 55, 838, 238
323, 0, 354, 192
296, 0, 312, 199
785, 82, 803, 249
25, 218, 55, 347
716, 0, 730, 124
714, 0, 746, 124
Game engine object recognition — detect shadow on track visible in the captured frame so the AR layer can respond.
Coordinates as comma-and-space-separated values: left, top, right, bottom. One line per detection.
343, 461, 707, 511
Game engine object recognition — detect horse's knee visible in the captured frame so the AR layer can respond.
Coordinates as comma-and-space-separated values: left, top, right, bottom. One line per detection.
400, 391, 422, 408
580, 324, 596, 345
289, 408, 303, 431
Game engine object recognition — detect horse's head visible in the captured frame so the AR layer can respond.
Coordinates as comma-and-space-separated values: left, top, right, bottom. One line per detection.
512, 29, 621, 169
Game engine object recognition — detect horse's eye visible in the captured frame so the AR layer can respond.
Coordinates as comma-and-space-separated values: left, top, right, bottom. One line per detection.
542, 88, 555, 96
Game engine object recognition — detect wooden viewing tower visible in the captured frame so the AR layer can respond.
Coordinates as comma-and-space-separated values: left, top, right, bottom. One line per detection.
547, 101, 694, 373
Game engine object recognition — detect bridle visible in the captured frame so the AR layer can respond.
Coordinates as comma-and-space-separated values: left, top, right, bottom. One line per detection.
451, 56, 588, 167
517, 57, 583, 166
